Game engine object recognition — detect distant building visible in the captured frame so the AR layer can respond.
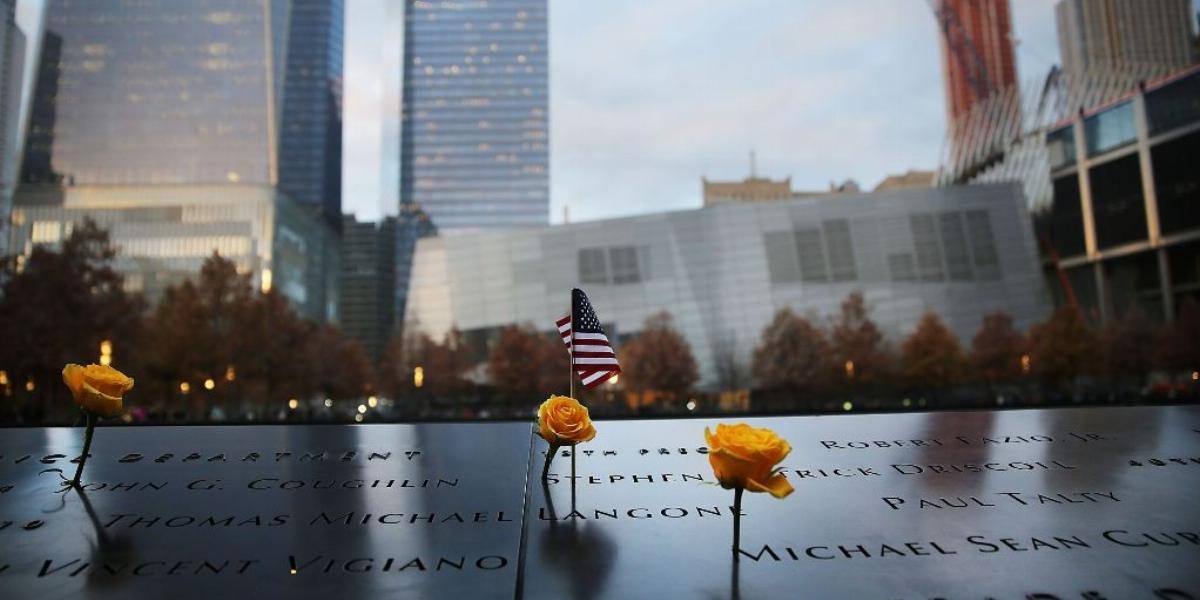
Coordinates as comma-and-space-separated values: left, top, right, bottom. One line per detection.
340, 215, 397, 362
339, 205, 436, 361
702, 176, 792, 206
1056, 0, 1195, 80
278, 0, 345, 228
400, 0, 548, 231
406, 183, 1049, 388
875, 170, 935, 192
0, 0, 20, 249
9, 1, 342, 322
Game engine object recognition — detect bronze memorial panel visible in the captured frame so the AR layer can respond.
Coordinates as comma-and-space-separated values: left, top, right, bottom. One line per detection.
522, 405, 1200, 599
0, 423, 531, 599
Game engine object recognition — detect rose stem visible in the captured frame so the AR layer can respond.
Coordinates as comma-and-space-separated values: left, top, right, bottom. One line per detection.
71, 413, 97, 488
732, 486, 744, 558
570, 443, 576, 481
541, 444, 558, 479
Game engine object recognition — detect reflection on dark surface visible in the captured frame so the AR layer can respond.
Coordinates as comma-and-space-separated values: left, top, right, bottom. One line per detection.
76, 487, 138, 589
1038, 406, 1164, 489
536, 479, 617, 600
916, 410, 995, 493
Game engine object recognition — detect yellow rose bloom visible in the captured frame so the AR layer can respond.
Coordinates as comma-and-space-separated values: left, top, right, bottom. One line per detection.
705, 423, 794, 499
62, 363, 134, 418
536, 395, 596, 446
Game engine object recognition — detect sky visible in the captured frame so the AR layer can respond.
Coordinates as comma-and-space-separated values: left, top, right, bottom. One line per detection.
344, 0, 1065, 224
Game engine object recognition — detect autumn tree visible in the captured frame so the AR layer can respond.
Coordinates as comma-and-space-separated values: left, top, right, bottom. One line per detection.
382, 326, 474, 402
1157, 300, 1200, 375
142, 253, 257, 409
752, 307, 833, 392
900, 312, 967, 390
309, 324, 374, 401
618, 312, 698, 399
1101, 308, 1157, 383
829, 291, 892, 389
969, 312, 1027, 384
487, 323, 565, 398
1028, 306, 1101, 385
0, 219, 145, 420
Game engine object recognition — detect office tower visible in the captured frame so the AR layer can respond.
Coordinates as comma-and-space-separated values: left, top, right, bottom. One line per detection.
279, 0, 344, 227
0, 0, 19, 247
1056, 0, 1195, 80
340, 215, 397, 362
11, 1, 342, 322
400, 0, 548, 231
937, 0, 1018, 127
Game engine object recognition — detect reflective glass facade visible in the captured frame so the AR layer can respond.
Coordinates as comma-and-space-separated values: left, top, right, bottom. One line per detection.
406, 184, 1050, 388
400, 0, 548, 230
13, 0, 344, 323
279, 0, 343, 225
23, 0, 287, 186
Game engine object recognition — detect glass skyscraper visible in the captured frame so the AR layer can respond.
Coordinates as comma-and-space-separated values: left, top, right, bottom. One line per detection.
12, 0, 343, 322
279, 0, 343, 226
400, 0, 548, 231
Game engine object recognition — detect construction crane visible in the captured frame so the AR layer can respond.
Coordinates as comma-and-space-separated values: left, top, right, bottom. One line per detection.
929, 0, 994, 103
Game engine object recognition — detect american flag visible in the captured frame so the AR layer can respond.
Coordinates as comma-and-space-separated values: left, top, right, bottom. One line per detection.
555, 288, 621, 388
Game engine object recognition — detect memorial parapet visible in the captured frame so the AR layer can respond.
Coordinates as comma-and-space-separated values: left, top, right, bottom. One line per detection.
2, 405, 1198, 598
522, 405, 1200, 599
0, 423, 531, 599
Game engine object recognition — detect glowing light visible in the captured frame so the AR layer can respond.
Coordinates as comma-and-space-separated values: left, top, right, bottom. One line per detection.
0, 370, 7, 386
901, 398, 912, 408
179, 382, 191, 394
260, 269, 272, 293
413, 366, 425, 389
357, 404, 367, 414
287, 399, 298, 410
323, 398, 333, 408
685, 400, 697, 411
842, 401, 853, 412
203, 378, 215, 390
25, 378, 35, 392
608, 375, 619, 385
225, 365, 236, 381
367, 396, 378, 408
99, 340, 113, 366
1020, 354, 1031, 374
354, 414, 363, 423
844, 360, 855, 379
1192, 371, 1198, 381
289, 569, 297, 575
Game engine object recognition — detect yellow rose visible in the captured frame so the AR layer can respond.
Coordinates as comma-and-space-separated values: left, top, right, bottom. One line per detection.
705, 423, 794, 499
536, 395, 596, 446
62, 363, 134, 418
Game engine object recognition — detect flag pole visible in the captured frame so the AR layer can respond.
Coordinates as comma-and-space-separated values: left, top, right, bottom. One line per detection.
568, 290, 576, 481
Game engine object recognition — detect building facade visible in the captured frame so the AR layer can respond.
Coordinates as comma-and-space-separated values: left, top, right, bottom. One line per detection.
0, 0, 20, 248
9, 0, 341, 322
702, 176, 792, 206
405, 183, 1050, 388
1056, 0, 1195, 80
340, 215, 398, 362
400, 0, 548, 231
1039, 66, 1200, 323
278, 0, 344, 227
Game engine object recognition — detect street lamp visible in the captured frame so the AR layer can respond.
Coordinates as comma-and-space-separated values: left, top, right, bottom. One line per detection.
203, 378, 215, 391
1020, 354, 1031, 374
413, 366, 425, 389
99, 339, 113, 366
844, 360, 855, 380
179, 381, 191, 394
